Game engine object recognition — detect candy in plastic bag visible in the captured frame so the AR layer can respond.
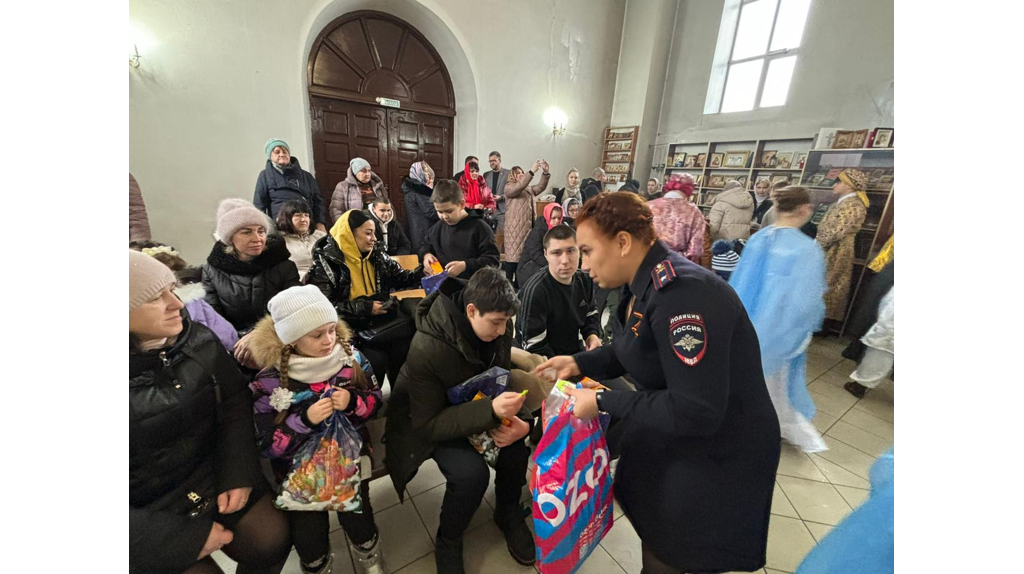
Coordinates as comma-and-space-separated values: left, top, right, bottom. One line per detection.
448, 368, 510, 468
421, 268, 449, 295
276, 393, 364, 512
531, 381, 614, 574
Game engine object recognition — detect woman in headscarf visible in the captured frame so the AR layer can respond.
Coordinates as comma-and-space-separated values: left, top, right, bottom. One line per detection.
553, 167, 583, 205
457, 160, 496, 211
730, 187, 828, 453
401, 161, 437, 255
515, 203, 565, 286
330, 158, 386, 221
561, 197, 581, 229
502, 160, 550, 286
648, 173, 706, 264
816, 169, 869, 329
306, 210, 423, 388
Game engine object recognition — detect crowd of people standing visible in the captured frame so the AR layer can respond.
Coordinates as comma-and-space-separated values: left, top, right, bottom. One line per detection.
129, 137, 892, 574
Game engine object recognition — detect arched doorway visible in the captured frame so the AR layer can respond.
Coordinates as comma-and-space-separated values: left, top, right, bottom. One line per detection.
307, 10, 456, 226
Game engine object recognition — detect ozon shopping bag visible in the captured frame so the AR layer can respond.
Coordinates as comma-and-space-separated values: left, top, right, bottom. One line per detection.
530, 381, 614, 574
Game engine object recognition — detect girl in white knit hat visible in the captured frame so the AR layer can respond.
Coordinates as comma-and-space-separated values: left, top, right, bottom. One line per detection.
247, 285, 385, 574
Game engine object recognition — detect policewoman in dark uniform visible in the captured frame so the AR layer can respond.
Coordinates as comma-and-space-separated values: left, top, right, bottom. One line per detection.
536, 192, 781, 574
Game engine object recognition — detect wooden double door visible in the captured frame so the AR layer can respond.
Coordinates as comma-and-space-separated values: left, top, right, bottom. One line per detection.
310, 97, 452, 227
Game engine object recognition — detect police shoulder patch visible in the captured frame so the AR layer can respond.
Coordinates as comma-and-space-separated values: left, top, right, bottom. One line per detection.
651, 260, 677, 291
669, 313, 706, 366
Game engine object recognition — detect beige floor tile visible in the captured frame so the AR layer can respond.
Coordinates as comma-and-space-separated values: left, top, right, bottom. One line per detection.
840, 408, 895, 441
369, 475, 403, 512
771, 481, 799, 519
776, 443, 828, 482
765, 515, 816, 573
854, 393, 895, 423
807, 453, 869, 489
412, 483, 493, 542
462, 522, 536, 574
812, 410, 840, 434
374, 498, 434, 572
405, 458, 447, 497
809, 390, 853, 418
834, 485, 870, 509
803, 521, 834, 543
575, 544, 628, 574
600, 516, 643, 574
807, 380, 859, 413
776, 476, 852, 525
826, 421, 892, 457
614, 496, 625, 520
725, 570, 765, 574
391, 551, 435, 573
765, 569, 791, 574
816, 436, 877, 479
814, 367, 851, 387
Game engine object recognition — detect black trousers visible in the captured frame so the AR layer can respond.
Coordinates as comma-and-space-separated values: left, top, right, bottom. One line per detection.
502, 261, 519, 289
289, 479, 376, 564
431, 436, 530, 540
357, 336, 412, 392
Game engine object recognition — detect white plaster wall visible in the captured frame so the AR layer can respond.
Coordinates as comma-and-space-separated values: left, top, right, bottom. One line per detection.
129, 0, 625, 261
654, 0, 894, 147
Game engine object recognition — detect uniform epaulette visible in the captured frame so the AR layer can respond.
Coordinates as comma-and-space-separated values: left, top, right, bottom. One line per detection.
652, 260, 676, 291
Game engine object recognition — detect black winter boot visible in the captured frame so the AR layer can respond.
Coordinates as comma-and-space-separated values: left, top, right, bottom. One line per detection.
494, 504, 536, 566
434, 533, 466, 574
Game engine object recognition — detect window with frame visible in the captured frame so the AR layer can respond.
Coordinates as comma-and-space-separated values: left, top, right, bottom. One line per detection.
704, 0, 813, 114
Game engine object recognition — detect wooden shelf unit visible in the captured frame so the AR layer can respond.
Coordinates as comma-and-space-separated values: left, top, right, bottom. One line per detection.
601, 126, 639, 188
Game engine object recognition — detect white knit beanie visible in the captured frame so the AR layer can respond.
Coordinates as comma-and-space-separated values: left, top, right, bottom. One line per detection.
268, 285, 339, 344
215, 198, 272, 242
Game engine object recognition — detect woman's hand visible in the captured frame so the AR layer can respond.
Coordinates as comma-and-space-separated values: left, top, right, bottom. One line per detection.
371, 301, 387, 315
217, 487, 252, 514
473, 203, 485, 209
306, 397, 334, 425
423, 253, 440, 275
330, 388, 351, 411
585, 334, 603, 351
533, 356, 581, 381
563, 387, 599, 420
198, 523, 234, 560
531, 160, 542, 173
315, 223, 327, 233
233, 332, 258, 368
490, 416, 530, 447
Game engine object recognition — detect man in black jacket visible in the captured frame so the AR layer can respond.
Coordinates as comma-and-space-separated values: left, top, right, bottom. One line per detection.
368, 197, 413, 256
579, 167, 607, 203
253, 138, 327, 231
385, 269, 535, 573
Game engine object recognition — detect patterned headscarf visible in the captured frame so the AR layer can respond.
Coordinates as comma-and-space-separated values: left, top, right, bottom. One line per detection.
663, 173, 695, 198
839, 169, 870, 207
409, 162, 428, 185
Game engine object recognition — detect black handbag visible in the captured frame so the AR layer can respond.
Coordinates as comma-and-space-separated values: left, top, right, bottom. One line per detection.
356, 297, 418, 344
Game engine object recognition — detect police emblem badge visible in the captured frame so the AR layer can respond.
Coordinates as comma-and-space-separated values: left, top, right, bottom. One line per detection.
669, 313, 706, 366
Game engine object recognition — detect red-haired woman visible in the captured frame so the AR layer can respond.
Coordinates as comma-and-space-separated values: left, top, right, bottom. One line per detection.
535, 192, 780, 574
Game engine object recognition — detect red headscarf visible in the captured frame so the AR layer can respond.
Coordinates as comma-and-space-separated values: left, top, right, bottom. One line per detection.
663, 173, 695, 198
543, 203, 563, 229
459, 162, 482, 207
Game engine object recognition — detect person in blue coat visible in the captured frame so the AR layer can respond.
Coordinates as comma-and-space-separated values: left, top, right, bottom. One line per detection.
796, 447, 894, 574
536, 192, 781, 573
730, 186, 828, 452
254, 138, 327, 231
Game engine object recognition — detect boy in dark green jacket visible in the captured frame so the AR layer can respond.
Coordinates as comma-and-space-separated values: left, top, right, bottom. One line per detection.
385, 268, 534, 574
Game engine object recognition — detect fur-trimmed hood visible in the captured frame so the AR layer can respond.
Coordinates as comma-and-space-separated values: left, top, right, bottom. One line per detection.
173, 282, 206, 304
247, 314, 354, 370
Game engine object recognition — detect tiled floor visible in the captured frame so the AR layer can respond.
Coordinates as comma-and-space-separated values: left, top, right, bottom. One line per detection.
213, 336, 893, 574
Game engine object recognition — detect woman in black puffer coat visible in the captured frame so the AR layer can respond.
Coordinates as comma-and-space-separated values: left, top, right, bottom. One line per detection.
306, 210, 424, 388
202, 199, 301, 335
401, 161, 438, 255
129, 250, 289, 574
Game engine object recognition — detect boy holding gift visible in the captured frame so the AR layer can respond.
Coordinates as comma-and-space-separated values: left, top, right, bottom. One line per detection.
421, 180, 500, 279
384, 268, 534, 574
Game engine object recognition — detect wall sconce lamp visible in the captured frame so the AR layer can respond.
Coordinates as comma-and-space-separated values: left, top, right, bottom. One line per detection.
543, 107, 568, 136
129, 44, 142, 69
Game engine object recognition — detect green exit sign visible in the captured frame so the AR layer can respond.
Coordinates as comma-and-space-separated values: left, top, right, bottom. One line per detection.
375, 97, 401, 108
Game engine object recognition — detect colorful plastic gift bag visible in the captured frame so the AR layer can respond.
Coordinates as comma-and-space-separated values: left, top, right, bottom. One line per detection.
421, 266, 448, 295
447, 367, 510, 467
275, 389, 364, 512
531, 381, 614, 574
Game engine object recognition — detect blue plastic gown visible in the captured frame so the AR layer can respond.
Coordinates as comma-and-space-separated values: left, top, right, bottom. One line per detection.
729, 226, 826, 420
796, 447, 895, 574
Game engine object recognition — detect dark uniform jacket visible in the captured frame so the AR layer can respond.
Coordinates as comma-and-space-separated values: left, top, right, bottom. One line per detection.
129, 314, 261, 572
384, 278, 531, 501
574, 240, 780, 572
202, 235, 301, 333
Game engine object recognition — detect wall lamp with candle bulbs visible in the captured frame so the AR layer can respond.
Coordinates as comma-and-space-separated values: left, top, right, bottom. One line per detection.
543, 107, 568, 136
